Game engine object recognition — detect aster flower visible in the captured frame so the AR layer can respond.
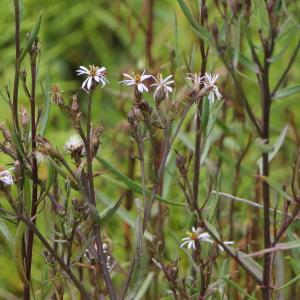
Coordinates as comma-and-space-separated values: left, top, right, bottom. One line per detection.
180, 227, 213, 250
203, 73, 222, 103
0, 168, 14, 185
151, 74, 174, 100
76, 65, 108, 91
186, 72, 222, 103
119, 70, 152, 93
180, 227, 233, 251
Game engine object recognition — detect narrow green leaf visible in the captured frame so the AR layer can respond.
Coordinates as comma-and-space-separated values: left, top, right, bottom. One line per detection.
0, 220, 12, 250
99, 195, 124, 227
273, 85, 300, 99
96, 156, 184, 207
13, 221, 29, 285
222, 277, 256, 300
96, 192, 152, 241
127, 200, 148, 299
176, 0, 211, 42
38, 73, 51, 136
254, 138, 274, 153
257, 125, 288, 172
134, 272, 155, 300
19, 11, 43, 62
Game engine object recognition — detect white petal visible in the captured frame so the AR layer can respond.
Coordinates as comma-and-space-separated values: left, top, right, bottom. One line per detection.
81, 77, 89, 89
87, 77, 93, 90
123, 73, 135, 80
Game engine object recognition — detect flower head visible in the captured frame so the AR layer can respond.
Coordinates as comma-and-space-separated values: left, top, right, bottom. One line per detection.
180, 227, 212, 250
186, 72, 222, 103
203, 73, 222, 103
151, 74, 174, 100
0, 168, 14, 186
76, 65, 108, 91
119, 70, 152, 93
180, 227, 233, 251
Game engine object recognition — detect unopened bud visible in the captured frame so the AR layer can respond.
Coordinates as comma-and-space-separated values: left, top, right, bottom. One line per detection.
19, 105, 29, 128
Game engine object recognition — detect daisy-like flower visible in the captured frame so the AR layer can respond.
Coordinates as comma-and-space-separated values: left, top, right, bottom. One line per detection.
0, 168, 14, 185
64, 135, 84, 153
119, 70, 152, 93
186, 72, 222, 103
180, 227, 233, 251
76, 65, 108, 91
202, 73, 222, 103
180, 227, 213, 250
151, 74, 174, 100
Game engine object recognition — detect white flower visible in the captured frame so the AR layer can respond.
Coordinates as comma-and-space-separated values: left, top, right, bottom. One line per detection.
65, 135, 84, 153
203, 73, 222, 103
180, 227, 233, 251
151, 74, 174, 99
186, 72, 222, 103
76, 65, 108, 91
119, 70, 152, 93
180, 227, 213, 250
0, 168, 14, 185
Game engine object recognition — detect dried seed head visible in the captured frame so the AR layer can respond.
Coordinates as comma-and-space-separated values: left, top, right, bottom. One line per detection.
0, 124, 11, 142
50, 84, 64, 105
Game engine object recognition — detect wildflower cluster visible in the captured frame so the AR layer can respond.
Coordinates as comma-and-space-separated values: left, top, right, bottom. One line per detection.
76, 65, 222, 103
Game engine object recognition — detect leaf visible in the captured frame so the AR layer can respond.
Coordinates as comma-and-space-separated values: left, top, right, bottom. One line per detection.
246, 240, 300, 257
38, 73, 51, 136
257, 125, 288, 172
19, 11, 43, 62
134, 272, 155, 300
96, 156, 184, 207
13, 221, 29, 285
222, 277, 256, 300
126, 200, 148, 300
201, 97, 209, 130
236, 251, 263, 283
176, 0, 211, 42
0, 220, 12, 250
273, 85, 300, 99
99, 194, 124, 227
96, 192, 153, 242
254, 138, 274, 153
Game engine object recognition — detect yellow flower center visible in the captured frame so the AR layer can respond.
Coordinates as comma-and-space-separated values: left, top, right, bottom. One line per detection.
134, 73, 141, 83
186, 231, 198, 240
89, 65, 98, 77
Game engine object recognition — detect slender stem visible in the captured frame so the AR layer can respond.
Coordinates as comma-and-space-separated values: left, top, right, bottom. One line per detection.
24, 46, 38, 300
85, 93, 117, 300
4, 192, 89, 299
261, 40, 274, 300
192, 0, 207, 209
12, 0, 21, 134
145, 0, 155, 67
